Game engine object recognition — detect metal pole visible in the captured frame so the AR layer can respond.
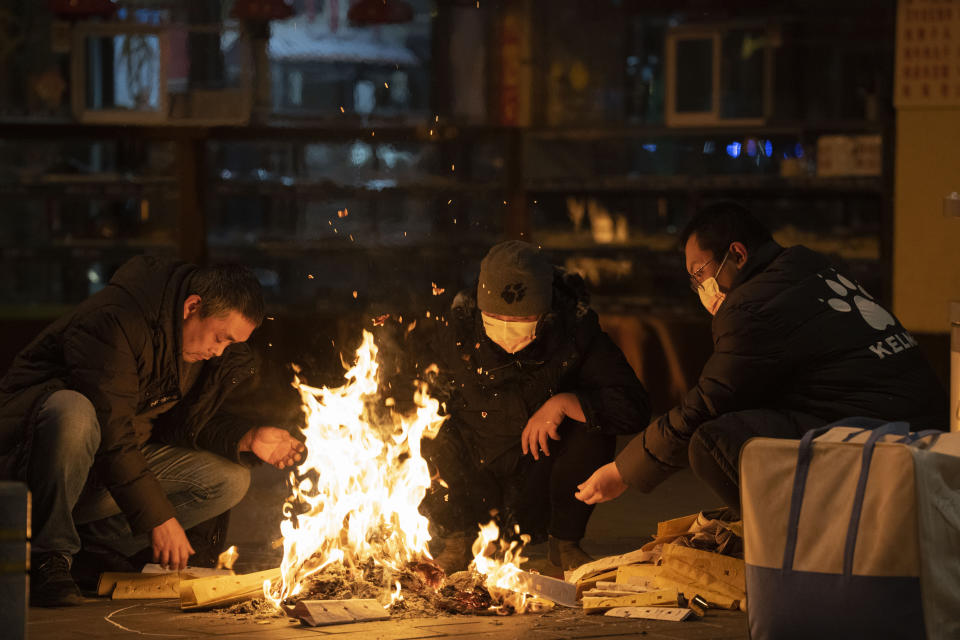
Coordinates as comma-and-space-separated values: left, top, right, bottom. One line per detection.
0, 482, 29, 640
951, 302, 959, 432
946, 192, 960, 432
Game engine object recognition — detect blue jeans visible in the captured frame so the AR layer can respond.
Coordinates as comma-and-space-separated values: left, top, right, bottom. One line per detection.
28, 390, 251, 558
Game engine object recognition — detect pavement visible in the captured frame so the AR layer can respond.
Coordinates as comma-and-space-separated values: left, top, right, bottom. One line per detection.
28, 597, 747, 639
27, 460, 749, 639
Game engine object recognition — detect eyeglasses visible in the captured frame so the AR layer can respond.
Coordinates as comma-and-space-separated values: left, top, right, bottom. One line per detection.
688, 259, 715, 291
688, 251, 731, 292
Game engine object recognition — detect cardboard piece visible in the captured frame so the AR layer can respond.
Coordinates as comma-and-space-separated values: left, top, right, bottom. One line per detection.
179, 568, 280, 611
582, 588, 678, 613
596, 580, 649, 593
661, 544, 744, 593
656, 543, 745, 607
641, 509, 741, 553
99, 572, 185, 599
582, 588, 645, 598
605, 606, 694, 621
142, 564, 233, 577
650, 572, 739, 610
292, 599, 389, 627
566, 548, 656, 585
615, 563, 661, 589
514, 570, 578, 607
575, 569, 619, 599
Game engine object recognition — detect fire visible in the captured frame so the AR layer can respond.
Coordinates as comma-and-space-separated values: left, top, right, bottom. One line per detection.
470, 521, 532, 613
388, 581, 403, 608
265, 330, 447, 607
216, 545, 238, 571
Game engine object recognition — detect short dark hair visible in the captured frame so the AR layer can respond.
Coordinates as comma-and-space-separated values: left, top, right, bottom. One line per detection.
679, 201, 773, 260
188, 264, 264, 326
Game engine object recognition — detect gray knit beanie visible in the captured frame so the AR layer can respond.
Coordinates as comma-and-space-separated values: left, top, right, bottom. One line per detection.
477, 240, 553, 316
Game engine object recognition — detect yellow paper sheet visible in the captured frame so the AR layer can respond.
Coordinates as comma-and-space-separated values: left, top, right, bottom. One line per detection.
179, 568, 281, 611
582, 589, 678, 614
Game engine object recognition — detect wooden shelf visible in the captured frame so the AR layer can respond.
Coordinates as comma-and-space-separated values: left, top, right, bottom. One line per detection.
0, 239, 177, 252
0, 119, 513, 142
524, 174, 884, 194
522, 121, 887, 141
0, 178, 178, 199
211, 179, 505, 199
208, 238, 496, 255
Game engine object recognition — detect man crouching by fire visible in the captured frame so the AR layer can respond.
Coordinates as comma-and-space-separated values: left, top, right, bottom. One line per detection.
0, 257, 304, 607
412, 241, 650, 573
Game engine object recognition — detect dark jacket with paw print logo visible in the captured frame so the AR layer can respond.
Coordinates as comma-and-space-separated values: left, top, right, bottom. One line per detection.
420, 269, 650, 463
616, 241, 948, 491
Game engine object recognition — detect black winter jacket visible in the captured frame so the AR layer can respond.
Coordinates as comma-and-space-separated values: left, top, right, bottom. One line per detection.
0, 257, 258, 533
420, 270, 650, 462
616, 242, 948, 490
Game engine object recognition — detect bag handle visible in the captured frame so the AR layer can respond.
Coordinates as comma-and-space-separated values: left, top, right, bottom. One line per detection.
781, 419, 909, 573
896, 429, 942, 445
842, 422, 910, 575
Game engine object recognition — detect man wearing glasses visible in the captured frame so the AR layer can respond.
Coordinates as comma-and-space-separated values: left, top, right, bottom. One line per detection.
576, 201, 946, 513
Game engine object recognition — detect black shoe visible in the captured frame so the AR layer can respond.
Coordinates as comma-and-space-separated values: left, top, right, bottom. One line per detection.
433, 533, 473, 575
30, 553, 84, 607
72, 547, 137, 594
185, 510, 231, 568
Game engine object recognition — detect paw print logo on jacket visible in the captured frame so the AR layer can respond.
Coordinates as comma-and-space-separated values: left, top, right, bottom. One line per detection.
819, 271, 895, 331
500, 282, 527, 304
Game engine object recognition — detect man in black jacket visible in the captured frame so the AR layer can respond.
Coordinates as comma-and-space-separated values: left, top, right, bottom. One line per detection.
0, 257, 304, 606
416, 241, 650, 572
576, 202, 947, 512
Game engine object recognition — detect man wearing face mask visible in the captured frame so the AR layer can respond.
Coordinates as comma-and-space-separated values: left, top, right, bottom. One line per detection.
415, 240, 650, 573
576, 202, 946, 512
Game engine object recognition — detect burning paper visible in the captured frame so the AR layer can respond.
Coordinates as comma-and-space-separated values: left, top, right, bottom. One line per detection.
469, 521, 535, 613
217, 545, 239, 570
265, 331, 447, 607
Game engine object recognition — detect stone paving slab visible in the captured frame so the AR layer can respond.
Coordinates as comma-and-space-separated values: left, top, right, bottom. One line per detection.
27, 598, 748, 639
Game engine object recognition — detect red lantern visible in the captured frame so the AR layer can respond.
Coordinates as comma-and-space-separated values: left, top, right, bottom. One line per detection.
48, 0, 117, 19
231, 0, 295, 22
347, 0, 414, 25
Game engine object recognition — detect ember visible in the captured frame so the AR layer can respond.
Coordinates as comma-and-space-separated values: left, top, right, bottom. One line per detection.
259, 559, 501, 619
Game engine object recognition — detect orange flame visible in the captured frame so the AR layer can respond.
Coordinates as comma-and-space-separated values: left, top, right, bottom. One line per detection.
264, 331, 447, 607
470, 521, 531, 613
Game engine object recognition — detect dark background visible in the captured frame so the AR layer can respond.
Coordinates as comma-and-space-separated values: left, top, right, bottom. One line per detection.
3, 0, 940, 398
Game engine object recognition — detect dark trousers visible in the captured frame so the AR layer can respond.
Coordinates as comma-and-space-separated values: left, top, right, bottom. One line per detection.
421, 419, 616, 542
687, 409, 825, 513
28, 390, 250, 558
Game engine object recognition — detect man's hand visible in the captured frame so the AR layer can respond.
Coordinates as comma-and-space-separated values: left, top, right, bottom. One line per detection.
239, 426, 304, 469
151, 517, 195, 571
575, 461, 628, 504
521, 392, 584, 461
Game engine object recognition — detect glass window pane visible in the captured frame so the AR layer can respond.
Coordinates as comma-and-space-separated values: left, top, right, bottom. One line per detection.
268, 2, 432, 119
720, 29, 765, 119
84, 34, 163, 112
674, 38, 713, 113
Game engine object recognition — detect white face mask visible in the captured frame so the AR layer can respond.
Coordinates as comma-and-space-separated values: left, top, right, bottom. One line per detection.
696, 252, 730, 316
481, 313, 539, 353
